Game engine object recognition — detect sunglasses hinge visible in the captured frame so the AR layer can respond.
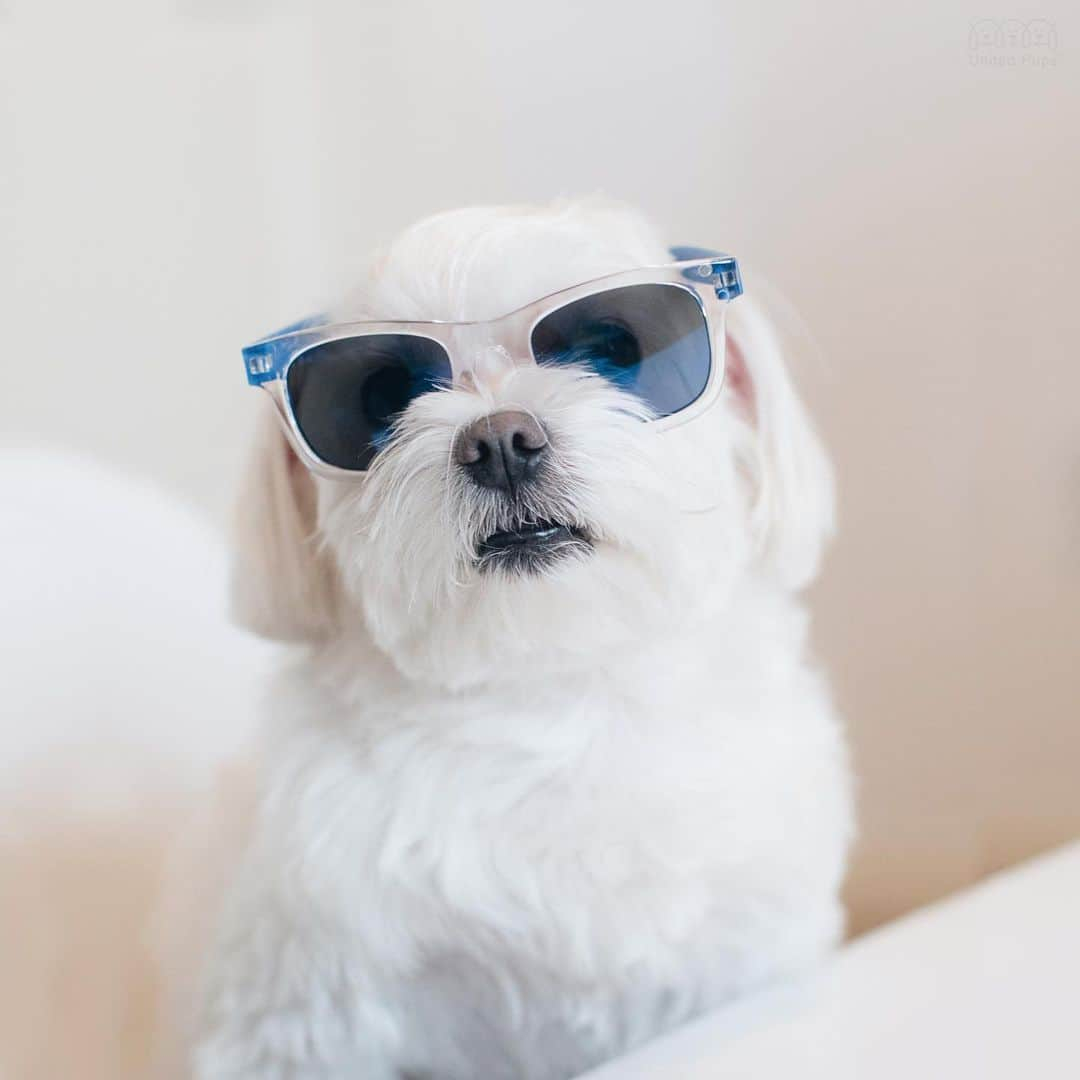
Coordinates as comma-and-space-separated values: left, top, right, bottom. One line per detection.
708, 260, 743, 301
243, 346, 279, 385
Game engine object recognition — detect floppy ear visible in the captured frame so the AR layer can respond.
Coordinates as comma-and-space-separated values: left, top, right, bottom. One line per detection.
725, 293, 835, 590
230, 399, 339, 642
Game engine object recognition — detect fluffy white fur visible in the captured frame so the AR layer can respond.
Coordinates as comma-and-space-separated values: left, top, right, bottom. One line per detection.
194, 200, 853, 1079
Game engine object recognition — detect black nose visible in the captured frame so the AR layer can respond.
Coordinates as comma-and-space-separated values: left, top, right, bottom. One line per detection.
454, 410, 549, 493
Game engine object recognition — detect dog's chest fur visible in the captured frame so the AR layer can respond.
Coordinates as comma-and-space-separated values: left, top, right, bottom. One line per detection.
254, 594, 850, 1079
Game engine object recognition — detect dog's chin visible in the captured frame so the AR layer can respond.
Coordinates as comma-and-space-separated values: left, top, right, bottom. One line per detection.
347, 508, 730, 689
475, 520, 593, 576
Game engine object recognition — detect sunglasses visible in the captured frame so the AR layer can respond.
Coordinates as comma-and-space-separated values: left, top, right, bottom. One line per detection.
242, 246, 742, 478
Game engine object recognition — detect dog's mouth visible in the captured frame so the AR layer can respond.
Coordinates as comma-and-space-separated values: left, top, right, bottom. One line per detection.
476, 520, 592, 574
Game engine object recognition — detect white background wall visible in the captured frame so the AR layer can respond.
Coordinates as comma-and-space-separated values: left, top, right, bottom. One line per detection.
2, 0, 1078, 930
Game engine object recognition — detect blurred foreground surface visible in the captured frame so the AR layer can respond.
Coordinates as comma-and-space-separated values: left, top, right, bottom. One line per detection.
0, 453, 267, 1080
584, 842, 1080, 1079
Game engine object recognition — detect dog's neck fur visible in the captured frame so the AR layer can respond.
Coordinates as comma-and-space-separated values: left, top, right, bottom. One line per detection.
299, 569, 808, 726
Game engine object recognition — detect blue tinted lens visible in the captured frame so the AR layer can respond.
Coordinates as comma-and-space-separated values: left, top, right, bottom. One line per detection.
530, 283, 711, 418
286, 334, 451, 470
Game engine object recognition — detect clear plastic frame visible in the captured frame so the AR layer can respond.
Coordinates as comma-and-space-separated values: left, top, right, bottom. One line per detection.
241, 247, 742, 479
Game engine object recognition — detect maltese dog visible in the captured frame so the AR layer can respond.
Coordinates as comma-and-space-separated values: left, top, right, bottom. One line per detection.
193, 199, 853, 1079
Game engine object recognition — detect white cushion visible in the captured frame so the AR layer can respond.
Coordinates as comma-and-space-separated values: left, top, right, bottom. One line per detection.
584, 841, 1080, 1079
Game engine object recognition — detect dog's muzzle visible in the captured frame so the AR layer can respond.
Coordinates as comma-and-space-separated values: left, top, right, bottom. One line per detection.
457, 409, 593, 574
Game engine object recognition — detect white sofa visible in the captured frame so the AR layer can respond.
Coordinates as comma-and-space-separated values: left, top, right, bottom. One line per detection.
0, 450, 270, 1080
584, 840, 1080, 1078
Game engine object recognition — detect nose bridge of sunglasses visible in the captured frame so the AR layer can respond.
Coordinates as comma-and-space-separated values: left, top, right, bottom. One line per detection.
450, 321, 532, 393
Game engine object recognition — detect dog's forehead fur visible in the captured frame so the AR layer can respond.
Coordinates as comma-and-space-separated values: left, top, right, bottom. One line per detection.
350, 200, 670, 323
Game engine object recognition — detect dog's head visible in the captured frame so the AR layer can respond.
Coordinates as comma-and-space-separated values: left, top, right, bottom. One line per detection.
232, 200, 833, 687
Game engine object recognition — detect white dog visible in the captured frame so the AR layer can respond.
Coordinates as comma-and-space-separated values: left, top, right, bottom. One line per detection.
193, 200, 853, 1079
